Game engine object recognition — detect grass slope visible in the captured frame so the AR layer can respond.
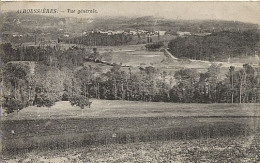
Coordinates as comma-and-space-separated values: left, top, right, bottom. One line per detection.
2, 100, 260, 120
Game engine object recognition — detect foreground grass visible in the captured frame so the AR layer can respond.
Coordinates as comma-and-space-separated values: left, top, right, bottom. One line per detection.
2, 100, 260, 160
3, 133, 260, 163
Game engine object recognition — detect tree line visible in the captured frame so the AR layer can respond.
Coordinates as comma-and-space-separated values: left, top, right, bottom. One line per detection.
1, 43, 260, 115
69, 63, 260, 104
65, 33, 133, 46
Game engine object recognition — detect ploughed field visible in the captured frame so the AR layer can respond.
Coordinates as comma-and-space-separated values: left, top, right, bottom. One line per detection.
1, 100, 260, 162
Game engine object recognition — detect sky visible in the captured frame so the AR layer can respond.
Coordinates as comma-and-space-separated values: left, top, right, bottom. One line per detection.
2, 1, 260, 25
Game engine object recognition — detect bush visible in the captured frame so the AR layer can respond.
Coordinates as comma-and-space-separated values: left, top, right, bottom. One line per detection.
62, 91, 70, 101
69, 94, 90, 109
145, 42, 164, 51
3, 97, 24, 114
33, 93, 55, 108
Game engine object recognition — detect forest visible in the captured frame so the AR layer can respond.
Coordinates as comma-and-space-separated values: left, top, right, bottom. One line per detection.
65, 33, 133, 46
168, 30, 260, 61
1, 43, 260, 114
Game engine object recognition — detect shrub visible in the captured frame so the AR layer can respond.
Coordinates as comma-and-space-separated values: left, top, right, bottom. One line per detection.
69, 94, 90, 109
33, 93, 55, 108
3, 97, 24, 114
145, 42, 164, 51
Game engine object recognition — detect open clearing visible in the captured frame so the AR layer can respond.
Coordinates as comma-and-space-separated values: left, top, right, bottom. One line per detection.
2, 100, 260, 120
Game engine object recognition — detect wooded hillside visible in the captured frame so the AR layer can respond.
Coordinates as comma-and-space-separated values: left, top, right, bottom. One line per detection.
168, 30, 260, 61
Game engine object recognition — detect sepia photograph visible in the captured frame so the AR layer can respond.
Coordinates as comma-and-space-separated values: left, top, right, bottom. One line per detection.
1, 1, 260, 162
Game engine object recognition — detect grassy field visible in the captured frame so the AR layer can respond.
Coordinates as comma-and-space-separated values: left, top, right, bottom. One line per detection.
58, 43, 249, 81
2, 100, 260, 120
94, 44, 244, 81
1, 100, 260, 159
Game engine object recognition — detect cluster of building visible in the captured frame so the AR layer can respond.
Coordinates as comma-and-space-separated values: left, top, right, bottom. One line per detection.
83, 29, 167, 36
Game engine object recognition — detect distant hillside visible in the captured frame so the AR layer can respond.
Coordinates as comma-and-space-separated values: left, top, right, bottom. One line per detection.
2, 12, 259, 46
168, 30, 260, 61
91, 17, 259, 33
2, 12, 259, 33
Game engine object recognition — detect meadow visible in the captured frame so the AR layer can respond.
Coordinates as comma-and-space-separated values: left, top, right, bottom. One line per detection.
1, 100, 260, 160
2, 100, 260, 119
